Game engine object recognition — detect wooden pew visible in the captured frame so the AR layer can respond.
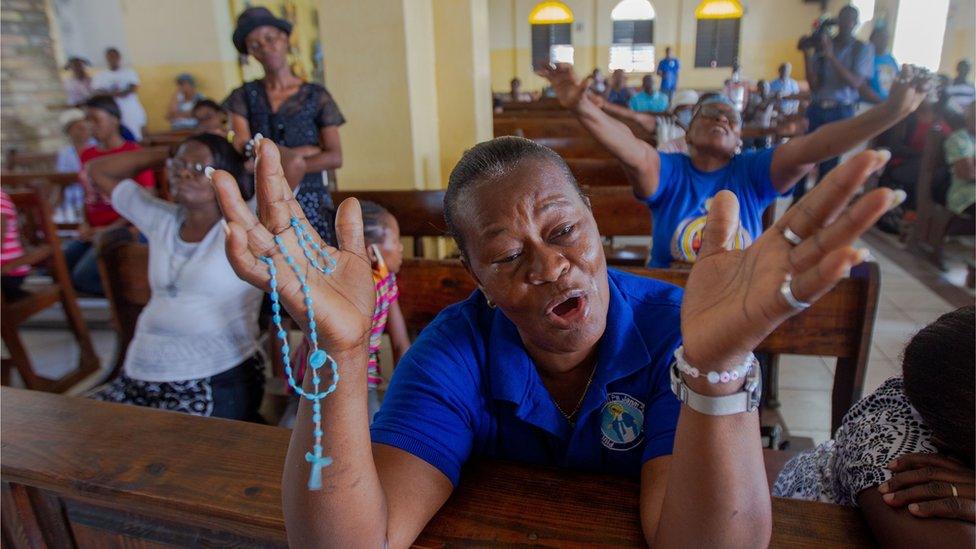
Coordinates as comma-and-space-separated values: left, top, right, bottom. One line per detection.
332, 187, 649, 237
494, 116, 654, 144
0, 387, 874, 548
532, 136, 615, 159
0, 190, 100, 392
565, 157, 630, 187
497, 97, 563, 111
4, 150, 57, 172
332, 187, 649, 263
396, 258, 879, 431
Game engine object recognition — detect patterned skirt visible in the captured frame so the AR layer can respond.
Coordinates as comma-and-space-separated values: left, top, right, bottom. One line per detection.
88, 354, 266, 421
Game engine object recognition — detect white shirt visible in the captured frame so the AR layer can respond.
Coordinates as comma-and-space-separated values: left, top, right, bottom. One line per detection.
92, 68, 147, 139
111, 180, 263, 382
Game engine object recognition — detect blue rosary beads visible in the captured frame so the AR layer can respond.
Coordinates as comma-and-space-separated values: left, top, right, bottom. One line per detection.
262, 217, 340, 490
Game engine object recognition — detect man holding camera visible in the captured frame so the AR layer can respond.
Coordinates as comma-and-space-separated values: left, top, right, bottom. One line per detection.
798, 5, 874, 201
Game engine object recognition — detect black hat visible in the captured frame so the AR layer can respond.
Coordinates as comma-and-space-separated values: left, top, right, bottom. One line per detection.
232, 7, 292, 55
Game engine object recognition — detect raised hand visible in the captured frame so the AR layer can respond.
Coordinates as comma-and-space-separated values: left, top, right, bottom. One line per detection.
211, 138, 375, 354
537, 63, 593, 111
883, 64, 933, 118
681, 150, 899, 381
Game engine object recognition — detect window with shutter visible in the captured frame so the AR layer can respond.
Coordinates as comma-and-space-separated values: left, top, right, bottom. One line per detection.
531, 23, 573, 70
694, 18, 740, 68
609, 0, 657, 73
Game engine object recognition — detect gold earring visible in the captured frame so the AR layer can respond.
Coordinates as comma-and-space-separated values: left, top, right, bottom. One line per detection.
479, 286, 496, 308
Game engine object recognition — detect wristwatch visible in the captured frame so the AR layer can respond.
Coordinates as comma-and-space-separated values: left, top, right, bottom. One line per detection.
669, 355, 762, 415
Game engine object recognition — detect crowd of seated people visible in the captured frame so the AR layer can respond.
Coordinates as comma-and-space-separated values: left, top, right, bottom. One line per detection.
3, 4, 975, 547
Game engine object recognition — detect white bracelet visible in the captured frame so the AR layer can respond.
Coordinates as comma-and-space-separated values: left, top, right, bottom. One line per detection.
673, 346, 757, 384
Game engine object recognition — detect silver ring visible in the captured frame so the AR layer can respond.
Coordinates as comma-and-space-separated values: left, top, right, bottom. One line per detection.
780, 275, 811, 310
951, 484, 959, 498
782, 227, 803, 246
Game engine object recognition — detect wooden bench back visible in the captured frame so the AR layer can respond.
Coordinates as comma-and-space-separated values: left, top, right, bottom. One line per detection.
95, 229, 150, 375
396, 258, 879, 429
4, 150, 57, 172
565, 158, 630, 187
332, 186, 650, 240
494, 116, 653, 144
531, 137, 615, 159
0, 387, 873, 548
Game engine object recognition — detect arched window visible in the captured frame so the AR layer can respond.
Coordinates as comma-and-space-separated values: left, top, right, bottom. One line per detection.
529, 1, 574, 69
610, 0, 656, 73
693, 0, 742, 68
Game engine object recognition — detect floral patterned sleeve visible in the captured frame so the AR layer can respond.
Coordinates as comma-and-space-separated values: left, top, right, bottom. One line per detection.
832, 377, 938, 505
315, 86, 346, 128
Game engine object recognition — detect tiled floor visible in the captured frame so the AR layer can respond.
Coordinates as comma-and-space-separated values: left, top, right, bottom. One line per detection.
4, 229, 971, 443
776, 236, 967, 446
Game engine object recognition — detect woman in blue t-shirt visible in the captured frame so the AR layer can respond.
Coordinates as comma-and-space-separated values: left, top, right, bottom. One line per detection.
541, 64, 932, 268
213, 135, 899, 547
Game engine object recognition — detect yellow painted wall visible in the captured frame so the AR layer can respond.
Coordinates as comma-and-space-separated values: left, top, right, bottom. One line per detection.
112, 0, 240, 132
939, 0, 975, 74
317, 0, 437, 190
404, 0, 443, 189
488, 0, 876, 92
434, 0, 494, 186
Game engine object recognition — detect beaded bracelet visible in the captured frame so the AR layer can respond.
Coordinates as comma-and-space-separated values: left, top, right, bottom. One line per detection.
673, 345, 757, 384
262, 216, 340, 490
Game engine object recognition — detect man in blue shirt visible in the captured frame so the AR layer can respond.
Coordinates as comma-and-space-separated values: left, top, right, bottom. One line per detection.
768, 62, 801, 115
605, 68, 633, 107
656, 46, 680, 103
861, 25, 899, 104
629, 75, 669, 113
799, 5, 875, 201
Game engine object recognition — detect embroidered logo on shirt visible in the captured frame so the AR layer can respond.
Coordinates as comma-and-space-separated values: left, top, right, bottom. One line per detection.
600, 393, 645, 451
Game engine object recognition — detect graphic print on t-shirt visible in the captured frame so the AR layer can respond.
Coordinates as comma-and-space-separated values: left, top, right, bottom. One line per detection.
670, 198, 752, 263
600, 393, 645, 451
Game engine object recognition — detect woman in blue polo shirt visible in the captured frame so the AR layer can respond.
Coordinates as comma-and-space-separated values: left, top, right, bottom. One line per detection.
540, 63, 932, 268
213, 137, 899, 547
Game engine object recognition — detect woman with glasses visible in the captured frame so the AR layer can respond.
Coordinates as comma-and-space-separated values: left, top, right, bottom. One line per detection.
541, 64, 933, 268
221, 7, 344, 246
85, 134, 265, 421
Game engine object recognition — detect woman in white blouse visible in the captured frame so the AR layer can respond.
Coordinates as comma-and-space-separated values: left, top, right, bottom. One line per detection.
86, 133, 265, 421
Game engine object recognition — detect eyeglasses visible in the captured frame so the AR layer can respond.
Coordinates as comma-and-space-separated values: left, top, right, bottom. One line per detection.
694, 104, 742, 127
166, 158, 210, 177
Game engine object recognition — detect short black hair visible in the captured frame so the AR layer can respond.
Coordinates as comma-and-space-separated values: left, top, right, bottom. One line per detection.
359, 200, 393, 245
192, 99, 224, 113
84, 94, 121, 120
444, 136, 580, 256
902, 305, 975, 466
105, 47, 120, 55
179, 133, 251, 200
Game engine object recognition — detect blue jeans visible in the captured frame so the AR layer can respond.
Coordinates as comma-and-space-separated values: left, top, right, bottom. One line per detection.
797, 103, 857, 202
63, 240, 103, 295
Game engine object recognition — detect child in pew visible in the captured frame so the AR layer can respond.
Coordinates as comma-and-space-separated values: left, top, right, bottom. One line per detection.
0, 189, 30, 300
283, 200, 409, 426
84, 134, 265, 421
774, 305, 975, 544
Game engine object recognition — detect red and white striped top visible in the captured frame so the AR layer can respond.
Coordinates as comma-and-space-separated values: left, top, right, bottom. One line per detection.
0, 190, 30, 276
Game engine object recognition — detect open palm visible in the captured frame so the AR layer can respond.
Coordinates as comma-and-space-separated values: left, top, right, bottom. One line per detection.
211, 139, 375, 354
681, 150, 897, 371
537, 63, 592, 111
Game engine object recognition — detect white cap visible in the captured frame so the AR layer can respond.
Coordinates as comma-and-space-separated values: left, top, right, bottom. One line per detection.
670, 89, 700, 111
59, 108, 86, 130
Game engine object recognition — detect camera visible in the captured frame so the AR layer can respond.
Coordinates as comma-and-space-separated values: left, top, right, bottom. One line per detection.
797, 17, 838, 52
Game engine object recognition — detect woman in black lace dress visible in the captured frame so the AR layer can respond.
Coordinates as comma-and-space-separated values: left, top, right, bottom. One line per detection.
223, 7, 343, 244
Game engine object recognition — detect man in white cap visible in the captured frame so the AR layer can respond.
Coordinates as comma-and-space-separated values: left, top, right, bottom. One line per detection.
656, 89, 700, 154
